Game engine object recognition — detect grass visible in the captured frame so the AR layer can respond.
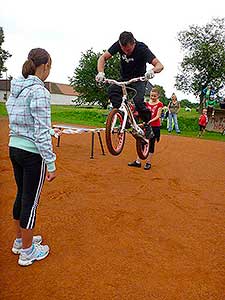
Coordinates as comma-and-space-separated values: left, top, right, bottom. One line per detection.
51, 105, 108, 127
0, 102, 8, 116
1, 103, 224, 142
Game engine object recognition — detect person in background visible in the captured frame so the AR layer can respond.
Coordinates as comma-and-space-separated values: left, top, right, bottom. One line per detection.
206, 95, 217, 118
128, 87, 163, 170
167, 93, 181, 134
96, 31, 164, 135
6, 48, 61, 266
202, 84, 215, 107
198, 108, 208, 137
160, 105, 168, 124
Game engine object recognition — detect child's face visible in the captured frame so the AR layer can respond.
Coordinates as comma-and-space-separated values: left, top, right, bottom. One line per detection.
150, 91, 159, 102
203, 109, 207, 114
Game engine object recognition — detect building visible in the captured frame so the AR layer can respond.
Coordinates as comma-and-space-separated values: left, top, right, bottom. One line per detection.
0, 79, 78, 105
0, 79, 10, 101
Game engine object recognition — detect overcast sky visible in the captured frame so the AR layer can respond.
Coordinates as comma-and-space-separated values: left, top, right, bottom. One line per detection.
1, 0, 224, 102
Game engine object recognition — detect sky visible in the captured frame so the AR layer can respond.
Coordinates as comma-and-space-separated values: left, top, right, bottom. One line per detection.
0, 0, 224, 102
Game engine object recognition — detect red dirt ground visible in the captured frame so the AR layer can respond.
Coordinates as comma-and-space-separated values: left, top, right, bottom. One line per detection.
0, 117, 225, 300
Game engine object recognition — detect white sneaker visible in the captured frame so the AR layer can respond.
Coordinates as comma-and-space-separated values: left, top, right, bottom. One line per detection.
12, 235, 42, 254
18, 244, 50, 266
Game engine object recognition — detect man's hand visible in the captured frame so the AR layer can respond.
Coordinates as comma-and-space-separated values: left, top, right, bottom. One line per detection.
95, 72, 105, 83
145, 69, 155, 80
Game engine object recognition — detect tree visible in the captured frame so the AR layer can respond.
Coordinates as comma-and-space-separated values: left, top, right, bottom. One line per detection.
0, 27, 12, 77
70, 49, 120, 108
154, 85, 169, 105
175, 18, 225, 107
180, 99, 197, 108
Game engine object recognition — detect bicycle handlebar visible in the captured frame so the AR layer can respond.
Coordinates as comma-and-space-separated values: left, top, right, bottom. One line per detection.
104, 76, 147, 86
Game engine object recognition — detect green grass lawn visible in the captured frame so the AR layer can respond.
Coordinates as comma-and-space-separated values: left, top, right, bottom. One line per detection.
1, 103, 224, 142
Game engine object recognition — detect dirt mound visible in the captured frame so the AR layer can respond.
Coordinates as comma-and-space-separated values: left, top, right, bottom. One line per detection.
1, 118, 225, 300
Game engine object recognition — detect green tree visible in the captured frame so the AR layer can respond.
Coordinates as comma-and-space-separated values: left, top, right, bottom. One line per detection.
154, 85, 169, 105
175, 18, 225, 106
0, 27, 12, 77
180, 99, 197, 108
70, 49, 120, 109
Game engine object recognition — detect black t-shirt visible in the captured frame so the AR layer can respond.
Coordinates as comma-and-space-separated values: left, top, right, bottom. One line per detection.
108, 41, 156, 80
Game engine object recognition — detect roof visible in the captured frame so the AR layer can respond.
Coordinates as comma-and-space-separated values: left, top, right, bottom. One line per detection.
45, 82, 79, 96
0, 79, 78, 96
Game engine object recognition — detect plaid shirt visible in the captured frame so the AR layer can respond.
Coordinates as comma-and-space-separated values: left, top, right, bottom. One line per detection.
6, 75, 56, 171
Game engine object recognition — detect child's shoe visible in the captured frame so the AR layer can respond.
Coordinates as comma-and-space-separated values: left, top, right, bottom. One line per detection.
12, 235, 42, 254
128, 160, 141, 168
18, 243, 49, 266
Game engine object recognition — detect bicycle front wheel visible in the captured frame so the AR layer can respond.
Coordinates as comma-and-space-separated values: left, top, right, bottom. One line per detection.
105, 108, 126, 156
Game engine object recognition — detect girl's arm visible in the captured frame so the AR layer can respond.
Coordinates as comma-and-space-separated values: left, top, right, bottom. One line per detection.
148, 107, 163, 124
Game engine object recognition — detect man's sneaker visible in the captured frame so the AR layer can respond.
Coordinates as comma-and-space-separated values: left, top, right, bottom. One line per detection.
128, 160, 141, 168
12, 235, 42, 254
144, 163, 151, 170
18, 244, 50, 266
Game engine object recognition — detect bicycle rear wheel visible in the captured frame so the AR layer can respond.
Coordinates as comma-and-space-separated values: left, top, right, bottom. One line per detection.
136, 138, 150, 160
105, 108, 126, 156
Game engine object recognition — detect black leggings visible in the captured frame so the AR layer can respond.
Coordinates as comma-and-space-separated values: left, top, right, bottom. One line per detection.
149, 127, 161, 154
108, 81, 151, 123
9, 147, 46, 229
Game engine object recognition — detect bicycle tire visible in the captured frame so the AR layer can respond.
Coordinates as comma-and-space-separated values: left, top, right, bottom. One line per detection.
136, 137, 150, 160
105, 108, 126, 156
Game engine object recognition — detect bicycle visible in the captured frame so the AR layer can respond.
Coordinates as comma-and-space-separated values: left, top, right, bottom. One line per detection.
103, 76, 152, 160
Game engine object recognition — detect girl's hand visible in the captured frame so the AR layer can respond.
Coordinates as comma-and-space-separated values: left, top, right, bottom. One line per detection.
46, 171, 56, 182
54, 128, 62, 136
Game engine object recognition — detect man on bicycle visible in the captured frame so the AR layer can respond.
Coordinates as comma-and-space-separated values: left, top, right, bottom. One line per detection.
96, 31, 164, 129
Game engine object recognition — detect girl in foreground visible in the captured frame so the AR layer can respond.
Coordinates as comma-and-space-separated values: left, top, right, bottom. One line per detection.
6, 48, 60, 266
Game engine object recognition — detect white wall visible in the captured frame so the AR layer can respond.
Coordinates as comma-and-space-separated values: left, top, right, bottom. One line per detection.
0, 91, 78, 106
51, 94, 78, 105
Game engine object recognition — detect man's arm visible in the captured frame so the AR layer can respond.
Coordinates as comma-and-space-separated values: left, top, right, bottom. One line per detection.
97, 51, 112, 73
151, 58, 164, 73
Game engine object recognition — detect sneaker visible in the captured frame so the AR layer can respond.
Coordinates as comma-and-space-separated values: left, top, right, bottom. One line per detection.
144, 163, 151, 170
128, 160, 141, 168
18, 243, 50, 266
12, 235, 42, 254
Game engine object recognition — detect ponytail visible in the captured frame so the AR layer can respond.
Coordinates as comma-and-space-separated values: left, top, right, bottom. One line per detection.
22, 59, 36, 78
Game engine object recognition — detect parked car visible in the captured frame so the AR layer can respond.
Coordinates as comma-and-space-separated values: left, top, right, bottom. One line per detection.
185, 106, 192, 112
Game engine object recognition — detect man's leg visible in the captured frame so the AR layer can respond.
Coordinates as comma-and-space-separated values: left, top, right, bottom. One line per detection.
108, 84, 123, 109
131, 81, 150, 123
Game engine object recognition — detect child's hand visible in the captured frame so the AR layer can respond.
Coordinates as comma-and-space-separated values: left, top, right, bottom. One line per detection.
53, 128, 62, 138
54, 128, 62, 136
46, 171, 56, 182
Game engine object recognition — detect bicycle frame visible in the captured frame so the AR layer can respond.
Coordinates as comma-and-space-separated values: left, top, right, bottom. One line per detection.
104, 77, 146, 138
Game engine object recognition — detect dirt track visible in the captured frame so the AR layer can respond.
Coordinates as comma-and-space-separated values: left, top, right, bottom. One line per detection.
0, 118, 225, 300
